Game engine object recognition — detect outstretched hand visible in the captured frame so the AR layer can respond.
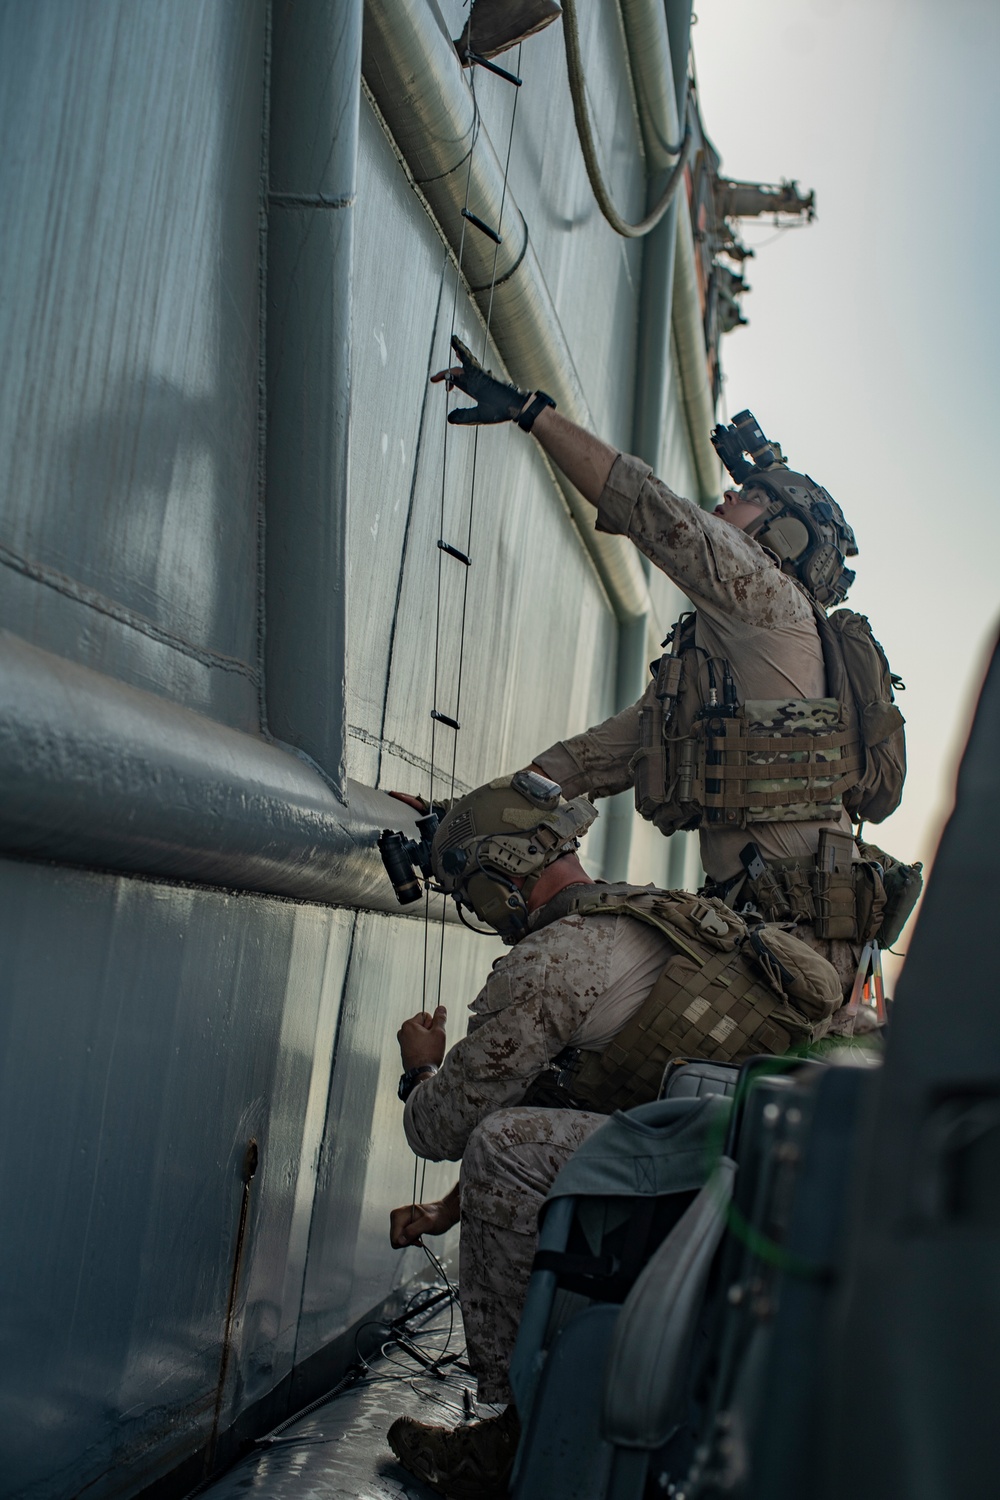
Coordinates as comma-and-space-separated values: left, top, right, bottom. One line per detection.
431, 335, 528, 425
398, 1004, 448, 1071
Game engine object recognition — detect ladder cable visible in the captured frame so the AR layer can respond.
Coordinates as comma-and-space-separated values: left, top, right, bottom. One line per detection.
405, 45, 524, 1213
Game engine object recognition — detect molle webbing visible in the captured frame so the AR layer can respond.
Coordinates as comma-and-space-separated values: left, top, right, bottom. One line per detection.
630, 604, 869, 832
700, 713, 864, 823
544, 889, 821, 1117
569, 946, 797, 1114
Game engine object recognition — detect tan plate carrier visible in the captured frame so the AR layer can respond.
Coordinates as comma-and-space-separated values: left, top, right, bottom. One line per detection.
525, 886, 841, 1116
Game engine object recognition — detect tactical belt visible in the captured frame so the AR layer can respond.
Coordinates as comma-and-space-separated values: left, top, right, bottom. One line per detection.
704, 835, 885, 944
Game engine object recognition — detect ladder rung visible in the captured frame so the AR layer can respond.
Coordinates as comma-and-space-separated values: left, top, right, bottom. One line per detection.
461, 209, 502, 245
468, 51, 523, 86
437, 540, 471, 566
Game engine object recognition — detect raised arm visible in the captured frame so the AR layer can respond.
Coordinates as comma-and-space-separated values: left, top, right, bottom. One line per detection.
526, 405, 617, 505
433, 336, 781, 619
432, 336, 616, 502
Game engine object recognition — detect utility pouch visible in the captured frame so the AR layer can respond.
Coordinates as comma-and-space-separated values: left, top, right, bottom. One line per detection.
653, 651, 683, 703
738, 845, 811, 924
632, 652, 686, 819
780, 863, 816, 925
744, 925, 843, 1025
813, 828, 859, 940
745, 864, 792, 922
857, 838, 923, 948
632, 699, 668, 818
851, 860, 887, 944
674, 735, 699, 810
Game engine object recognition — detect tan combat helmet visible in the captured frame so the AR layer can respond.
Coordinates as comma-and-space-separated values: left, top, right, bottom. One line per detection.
431, 770, 597, 943
712, 409, 858, 607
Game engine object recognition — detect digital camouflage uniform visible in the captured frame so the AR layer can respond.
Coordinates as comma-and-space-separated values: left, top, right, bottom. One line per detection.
533, 453, 864, 1001
404, 902, 675, 1403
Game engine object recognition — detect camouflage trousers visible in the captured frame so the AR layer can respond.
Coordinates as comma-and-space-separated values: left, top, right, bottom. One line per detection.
458, 1106, 606, 1404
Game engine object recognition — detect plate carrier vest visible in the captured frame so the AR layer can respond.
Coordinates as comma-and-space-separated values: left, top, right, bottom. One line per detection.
522, 884, 842, 1116
629, 602, 906, 835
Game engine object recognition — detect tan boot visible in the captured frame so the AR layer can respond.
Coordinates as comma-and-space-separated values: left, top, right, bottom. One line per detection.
455, 0, 562, 65
387, 1403, 521, 1499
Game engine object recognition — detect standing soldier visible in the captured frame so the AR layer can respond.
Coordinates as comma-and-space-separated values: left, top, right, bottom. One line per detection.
434, 342, 921, 1013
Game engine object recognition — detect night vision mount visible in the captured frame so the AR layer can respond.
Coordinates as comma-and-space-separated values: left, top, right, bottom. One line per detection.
710, 409, 785, 483
710, 408, 858, 607
378, 811, 443, 906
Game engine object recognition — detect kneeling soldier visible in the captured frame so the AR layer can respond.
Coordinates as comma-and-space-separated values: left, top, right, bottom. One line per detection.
384, 772, 840, 1498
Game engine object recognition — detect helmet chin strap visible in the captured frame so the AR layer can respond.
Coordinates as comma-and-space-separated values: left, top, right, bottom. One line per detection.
519, 845, 577, 906
744, 499, 784, 541
743, 507, 768, 537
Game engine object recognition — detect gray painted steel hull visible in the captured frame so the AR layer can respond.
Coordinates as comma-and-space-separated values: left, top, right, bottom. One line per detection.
0, 1, 706, 1493
0, 854, 469, 1496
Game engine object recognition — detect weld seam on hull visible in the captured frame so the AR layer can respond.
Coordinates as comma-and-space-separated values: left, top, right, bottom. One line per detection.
0, 541, 260, 681
268, 191, 357, 209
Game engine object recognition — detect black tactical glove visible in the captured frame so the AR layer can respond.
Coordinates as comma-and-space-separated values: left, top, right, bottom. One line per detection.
442, 336, 555, 430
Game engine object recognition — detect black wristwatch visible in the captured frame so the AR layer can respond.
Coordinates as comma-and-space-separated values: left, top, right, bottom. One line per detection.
398, 1064, 438, 1102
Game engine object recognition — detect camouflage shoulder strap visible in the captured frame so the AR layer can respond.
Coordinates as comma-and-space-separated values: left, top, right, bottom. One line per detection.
558, 884, 746, 965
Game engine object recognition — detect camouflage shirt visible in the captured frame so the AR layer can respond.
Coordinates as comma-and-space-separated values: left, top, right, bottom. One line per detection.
403, 901, 674, 1162
534, 453, 854, 882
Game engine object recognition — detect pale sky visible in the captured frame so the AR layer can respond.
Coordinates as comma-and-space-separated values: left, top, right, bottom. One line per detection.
691, 0, 1000, 935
